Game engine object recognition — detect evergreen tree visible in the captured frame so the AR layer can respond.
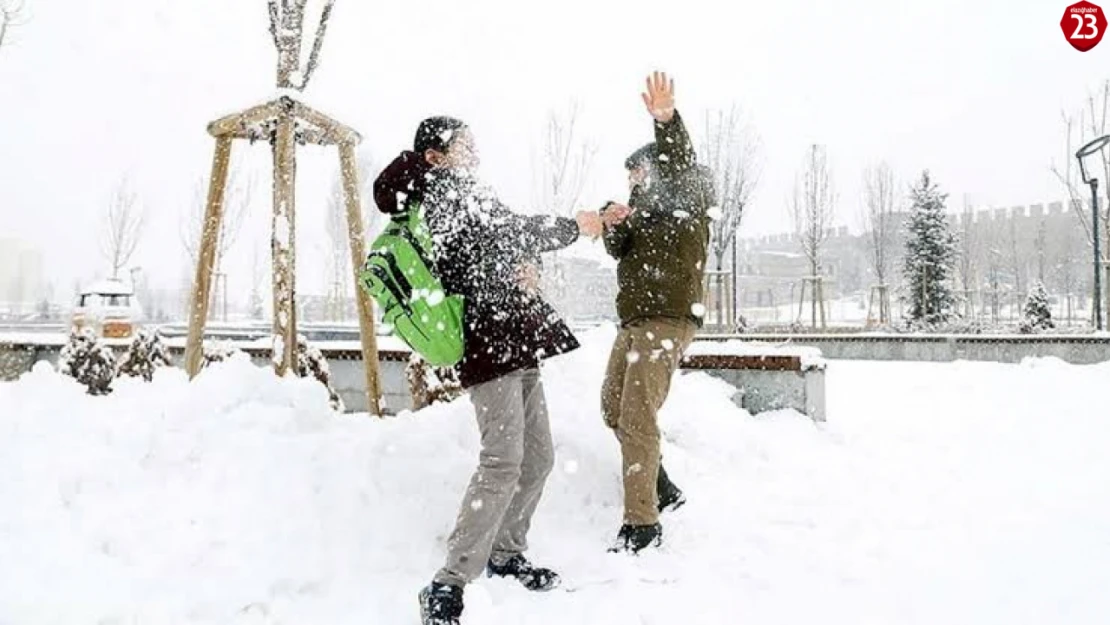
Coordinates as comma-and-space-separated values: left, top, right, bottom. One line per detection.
902, 170, 958, 326
59, 329, 117, 396
1020, 281, 1054, 334
117, 328, 172, 382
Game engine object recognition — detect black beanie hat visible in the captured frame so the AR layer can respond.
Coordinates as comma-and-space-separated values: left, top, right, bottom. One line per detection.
414, 116, 468, 154
625, 142, 658, 170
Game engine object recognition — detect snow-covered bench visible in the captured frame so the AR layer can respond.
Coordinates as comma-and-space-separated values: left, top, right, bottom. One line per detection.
681, 340, 827, 422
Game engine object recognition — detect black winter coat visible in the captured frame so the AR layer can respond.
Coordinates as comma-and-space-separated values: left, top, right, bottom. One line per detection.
374, 153, 581, 388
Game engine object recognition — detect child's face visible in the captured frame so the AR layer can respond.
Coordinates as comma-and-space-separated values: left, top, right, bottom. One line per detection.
428, 129, 480, 170
628, 165, 648, 190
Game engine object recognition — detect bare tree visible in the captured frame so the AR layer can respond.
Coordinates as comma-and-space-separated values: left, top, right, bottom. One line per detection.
789, 144, 836, 327
702, 107, 762, 270
101, 179, 145, 280
955, 200, 979, 318
249, 239, 266, 321
860, 162, 898, 284
268, 0, 336, 90
701, 106, 761, 329
535, 101, 596, 218
1004, 217, 1025, 321
1050, 79, 1110, 323
181, 168, 253, 319
860, 161, 898, 325
324, 150, 377, 321
0, 0, 27, 52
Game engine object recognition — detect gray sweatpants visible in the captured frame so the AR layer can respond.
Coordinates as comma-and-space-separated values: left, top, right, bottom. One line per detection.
434, 368, 555, 587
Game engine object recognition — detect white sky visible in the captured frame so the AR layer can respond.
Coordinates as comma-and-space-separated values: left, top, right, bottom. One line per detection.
1, 0, 1109, 297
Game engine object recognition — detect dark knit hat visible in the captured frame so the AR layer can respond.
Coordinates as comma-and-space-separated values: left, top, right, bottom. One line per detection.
373, 150, 431, 215
414, 116, 468, 154
625, 142, 658, 170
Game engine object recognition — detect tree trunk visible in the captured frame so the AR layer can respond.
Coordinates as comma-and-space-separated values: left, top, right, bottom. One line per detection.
185, 136, 233, 378
715, 250, 726, 329
340, 143, 384, 416
271, 112, 298, 376
731, 237, 739, 328
810, 260, 818, 328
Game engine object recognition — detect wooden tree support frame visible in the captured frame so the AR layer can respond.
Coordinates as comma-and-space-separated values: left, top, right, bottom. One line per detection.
865, 283, 892, 328
184, 95, 384, 416
796, 275, 828, 329
703, 270, 735, 333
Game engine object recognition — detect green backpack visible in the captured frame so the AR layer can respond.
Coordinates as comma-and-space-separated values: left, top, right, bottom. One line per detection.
358, 205, 465, 367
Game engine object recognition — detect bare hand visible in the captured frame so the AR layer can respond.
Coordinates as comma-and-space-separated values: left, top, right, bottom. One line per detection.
518, 263, 541, 294
601, 203, 633, 227
575, 210, 603, 239
641, 71, 676, 123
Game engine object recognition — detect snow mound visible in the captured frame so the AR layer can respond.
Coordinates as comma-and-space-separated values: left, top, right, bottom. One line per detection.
2, 328, 1110, 624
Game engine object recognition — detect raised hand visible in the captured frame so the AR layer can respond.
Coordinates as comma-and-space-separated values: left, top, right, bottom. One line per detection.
641, 71, 676, 123
517, 263, 541, 294
601, 203, 633, 227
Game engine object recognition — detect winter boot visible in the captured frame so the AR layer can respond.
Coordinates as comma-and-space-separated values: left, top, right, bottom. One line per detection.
607, 523, 663, 554
657, 463, 686, 513
418, 581, 463, 625
487, 554, 561, 591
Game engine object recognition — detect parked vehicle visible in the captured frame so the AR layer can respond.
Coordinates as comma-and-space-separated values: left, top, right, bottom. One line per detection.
72, 279, 142, 339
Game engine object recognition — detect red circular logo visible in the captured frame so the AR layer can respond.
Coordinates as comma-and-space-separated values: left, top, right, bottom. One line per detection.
1062, 1, 1107, 52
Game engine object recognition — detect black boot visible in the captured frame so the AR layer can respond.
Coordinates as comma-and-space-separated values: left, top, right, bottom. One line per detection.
487, 554, 561, 591
657, 463, 686, 513
608, 523, 663, 554
418, 581, 463, 625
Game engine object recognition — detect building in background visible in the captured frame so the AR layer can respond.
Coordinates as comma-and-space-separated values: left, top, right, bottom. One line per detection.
0, 238, 48, 320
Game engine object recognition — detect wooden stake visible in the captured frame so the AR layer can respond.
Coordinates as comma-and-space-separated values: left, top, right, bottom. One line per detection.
185, 136, 233, 378
271, 111, 298, 376
339, 142, 384, 416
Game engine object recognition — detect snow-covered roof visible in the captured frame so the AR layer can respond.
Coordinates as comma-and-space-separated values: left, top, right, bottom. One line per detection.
80, 279, 133, 296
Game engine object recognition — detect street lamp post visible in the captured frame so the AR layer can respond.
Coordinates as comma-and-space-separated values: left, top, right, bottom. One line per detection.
1076, 134, 1110, 331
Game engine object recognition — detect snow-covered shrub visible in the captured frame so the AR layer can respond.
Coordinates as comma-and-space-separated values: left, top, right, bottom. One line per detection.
1020, 282, 1054, 334
58, 328, 116, 395
117, 328, 172, 381
200, 340, 243, 369
293, 335, 344, 412
406, 353, 463, 410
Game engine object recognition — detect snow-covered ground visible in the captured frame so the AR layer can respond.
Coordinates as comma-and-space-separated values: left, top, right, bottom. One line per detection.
2, 326, 1109, 624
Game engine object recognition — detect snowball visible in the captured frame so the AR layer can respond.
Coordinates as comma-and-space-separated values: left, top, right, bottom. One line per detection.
691, 303, 707, 318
